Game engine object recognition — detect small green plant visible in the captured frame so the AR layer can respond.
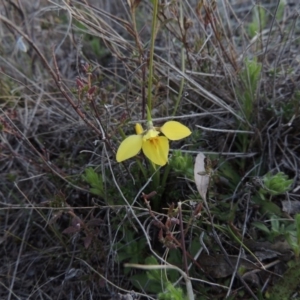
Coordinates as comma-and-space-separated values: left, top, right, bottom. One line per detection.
248, 5, 267, 38
82, 167, 104, 197
285, 214, 300, 258
238, 58, 262, 125
259, 172, 293, 200
114, 231, 146, 274
169, 150, 194, 179
235, 58, 262, 171
129, 256, 189, 299
158, 282, 188, 300
253, 214, 295, 242
253, 213, 300, 259
252, 172, 292, 214
218, 160, 241, 188
276, 0, 286, 22
73, 20, 109, 59
130, 256, 170, 294
296, 214, 300, 256
281, 90, 300, 121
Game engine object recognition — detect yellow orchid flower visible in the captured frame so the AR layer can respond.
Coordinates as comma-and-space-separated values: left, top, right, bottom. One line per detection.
116, 121, 191, 166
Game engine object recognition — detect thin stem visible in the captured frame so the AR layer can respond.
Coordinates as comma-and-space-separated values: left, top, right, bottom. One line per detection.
178, 201, 189, 277
150, 161, 160, 189
161, 161, 171, 191
117, 127, 127, 140
172, 0, 186, 116
148, 161, 160, 211
146, 0, 159, 121
135, 158, 148, 182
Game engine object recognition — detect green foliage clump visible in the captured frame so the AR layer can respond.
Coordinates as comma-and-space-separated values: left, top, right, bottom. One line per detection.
130, 256, 188, 298
158, 282, 188, 300
169, 150, 194, 179
259, 172, 293, 198
253, 214, 295, 242
82, 167, 104, 197
238, 58, 262, 125
252, 172, 293, 215
286, 214, 300, 258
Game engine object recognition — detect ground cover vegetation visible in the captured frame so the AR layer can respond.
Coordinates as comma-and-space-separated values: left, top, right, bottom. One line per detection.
0, 0, 300, 299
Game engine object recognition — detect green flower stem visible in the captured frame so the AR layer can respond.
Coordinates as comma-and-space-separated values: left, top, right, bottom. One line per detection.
118, 127, 127, 139
296, 214, 300, 247
146, 106, 153, 126
172, 0, 186, 116
148, 161, 162, 211
161, 159, 172, 191
135, 158, 148, 181
150, 161, 160, 190
146, 0, 159, 121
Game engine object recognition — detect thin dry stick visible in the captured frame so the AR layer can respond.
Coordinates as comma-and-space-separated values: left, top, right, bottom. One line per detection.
178, 201, 189, 277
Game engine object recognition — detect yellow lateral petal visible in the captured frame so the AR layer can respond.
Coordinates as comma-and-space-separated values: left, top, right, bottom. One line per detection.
160, 121, 191, 140
116, 135, 143, 162
142, 136, 169, 166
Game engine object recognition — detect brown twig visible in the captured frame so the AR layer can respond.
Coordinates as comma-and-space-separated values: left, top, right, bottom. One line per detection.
178, 201, 189, 277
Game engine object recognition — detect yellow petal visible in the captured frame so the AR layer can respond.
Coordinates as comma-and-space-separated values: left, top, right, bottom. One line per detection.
160, 121, 191, 141
135, 123, 144, 135
142, 136, 169, 166
116, 135, 143, 162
